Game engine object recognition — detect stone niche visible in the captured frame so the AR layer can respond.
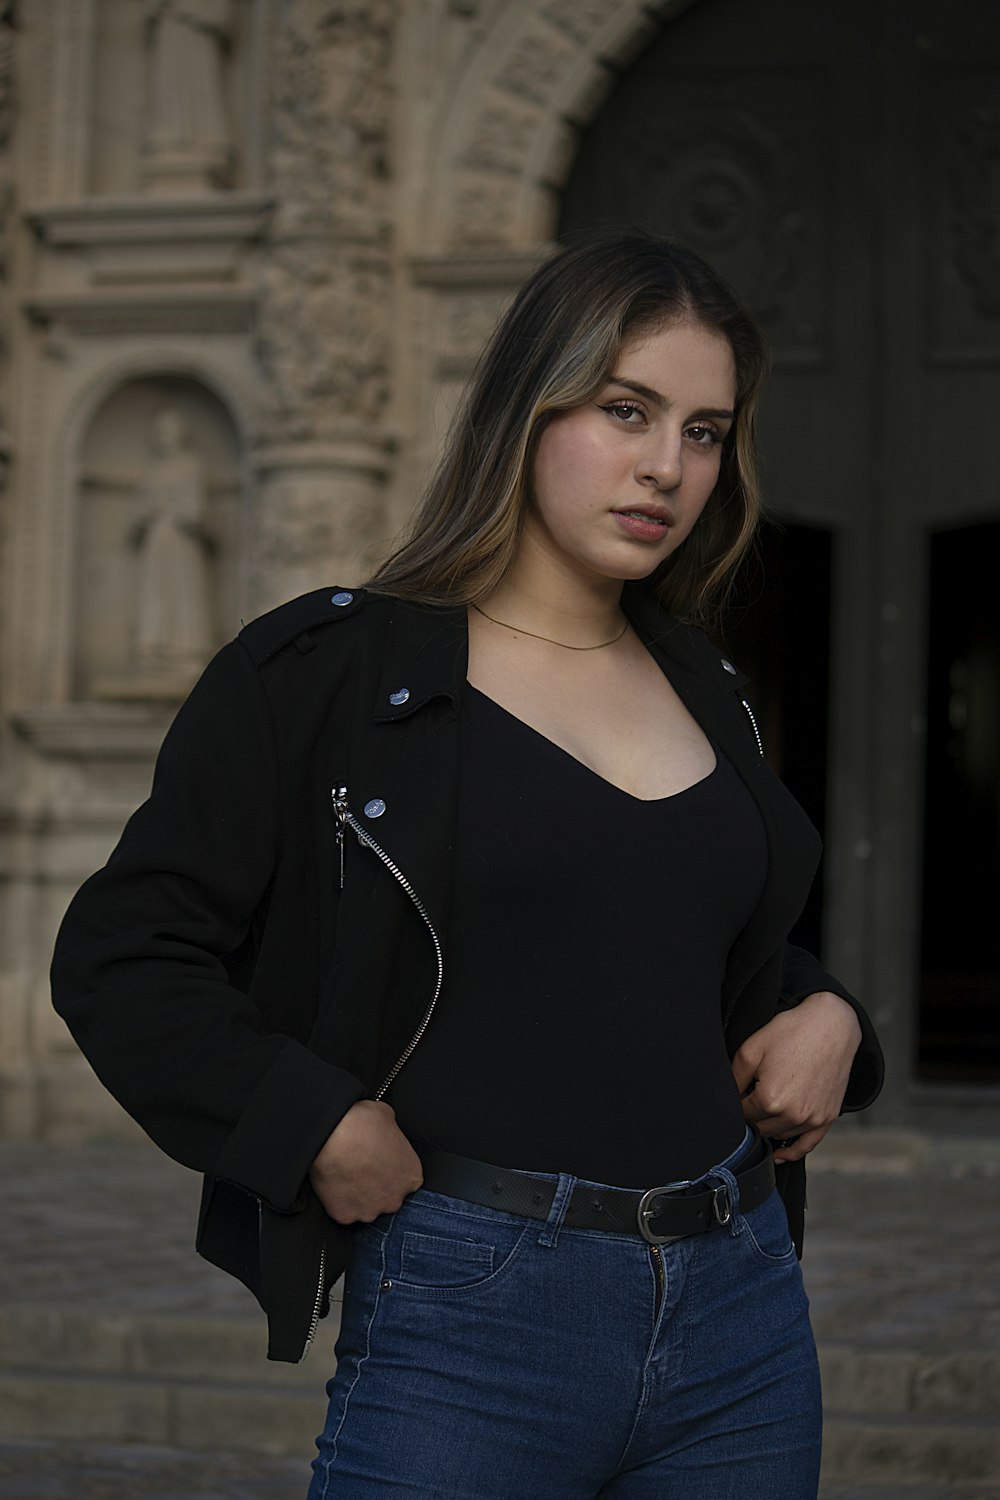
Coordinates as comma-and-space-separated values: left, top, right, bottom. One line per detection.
73, 374, 242, 704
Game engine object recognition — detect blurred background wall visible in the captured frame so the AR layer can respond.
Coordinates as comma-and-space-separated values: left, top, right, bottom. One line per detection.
0, 0, 997, 1142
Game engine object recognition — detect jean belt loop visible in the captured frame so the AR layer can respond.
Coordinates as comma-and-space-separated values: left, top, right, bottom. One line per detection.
537, 1172, 576, 1249
708, 1163, 743, 1238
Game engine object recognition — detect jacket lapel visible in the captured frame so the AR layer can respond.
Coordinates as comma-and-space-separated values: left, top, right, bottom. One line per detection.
335, 597, 467, 941
624, 588, 822, 1020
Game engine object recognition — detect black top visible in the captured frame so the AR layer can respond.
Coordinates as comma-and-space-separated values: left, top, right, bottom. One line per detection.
391, 685, 768, 1186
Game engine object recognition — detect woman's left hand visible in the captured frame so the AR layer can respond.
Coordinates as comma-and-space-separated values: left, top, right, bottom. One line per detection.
731, 991, 863, 1163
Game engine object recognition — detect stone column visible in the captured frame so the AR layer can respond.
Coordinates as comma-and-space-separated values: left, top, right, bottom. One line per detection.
252, 0, 396, 611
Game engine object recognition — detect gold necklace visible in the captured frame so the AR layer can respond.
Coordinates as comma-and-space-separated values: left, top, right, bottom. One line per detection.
471, 602, 628, 651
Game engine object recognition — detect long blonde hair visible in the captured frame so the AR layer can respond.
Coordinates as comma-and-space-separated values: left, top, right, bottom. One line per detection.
370, 231, 769, 625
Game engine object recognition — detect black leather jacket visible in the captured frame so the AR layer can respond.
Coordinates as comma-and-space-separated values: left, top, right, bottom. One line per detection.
51, 584, 884, 1361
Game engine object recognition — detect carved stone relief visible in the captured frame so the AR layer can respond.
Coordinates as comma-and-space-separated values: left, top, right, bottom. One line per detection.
433, 2, 683, 249
496, 21, 577, 108
561, 69, 828, 356
74, 376, 241, 702
253, 1, 396, 601
257, 1, 395, 445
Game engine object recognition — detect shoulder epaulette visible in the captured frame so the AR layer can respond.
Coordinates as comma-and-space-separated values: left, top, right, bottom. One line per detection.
680, 621, 751, 692
238, 587, 367, 667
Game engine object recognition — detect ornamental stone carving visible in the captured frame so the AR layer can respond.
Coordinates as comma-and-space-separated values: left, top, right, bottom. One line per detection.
252, 1, 396, 602
620, 95, 804, 323
497, 23, 577, 107
257, 0, 394, 446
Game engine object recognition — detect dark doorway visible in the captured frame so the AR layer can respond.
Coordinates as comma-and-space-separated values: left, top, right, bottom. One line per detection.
919, 521, 1000, 1081
557, 0, 1000, 1096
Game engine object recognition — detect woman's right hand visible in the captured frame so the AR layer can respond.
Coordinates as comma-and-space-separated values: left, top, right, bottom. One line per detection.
309, 1099, 424, 1223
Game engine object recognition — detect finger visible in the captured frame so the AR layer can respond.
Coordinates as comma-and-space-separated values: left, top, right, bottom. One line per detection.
753, 1110, 803, 1139
740, 1092, 771, 1124
730, 1052, 759, 1095
771, 1124, 828, 1164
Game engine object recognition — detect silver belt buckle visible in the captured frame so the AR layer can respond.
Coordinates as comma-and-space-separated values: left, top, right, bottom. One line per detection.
637, 1178, 694, 1246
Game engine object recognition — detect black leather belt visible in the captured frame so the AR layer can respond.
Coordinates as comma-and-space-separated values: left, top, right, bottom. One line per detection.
418, 1133, 775, 1245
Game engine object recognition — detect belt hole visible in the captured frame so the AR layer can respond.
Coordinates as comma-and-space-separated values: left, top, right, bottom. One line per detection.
491, 1181, 503, 1194
532, 1191, 544, 1205
592, 1199, 603, 1212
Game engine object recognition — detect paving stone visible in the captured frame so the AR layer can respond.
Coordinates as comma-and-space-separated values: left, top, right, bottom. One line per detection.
130, 1318, 326, 1388
0, 1438, 306, 1500
822, 1413, 1000, 1483
172, 1384, 323, 1456
820, 1486, 1000, 1500
0, 1372, 170, 1444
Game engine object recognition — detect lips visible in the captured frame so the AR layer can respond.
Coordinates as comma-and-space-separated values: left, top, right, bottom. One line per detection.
612, 507, 672, 542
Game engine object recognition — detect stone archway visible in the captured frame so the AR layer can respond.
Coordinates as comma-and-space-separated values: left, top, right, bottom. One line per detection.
425, 1, 701, 249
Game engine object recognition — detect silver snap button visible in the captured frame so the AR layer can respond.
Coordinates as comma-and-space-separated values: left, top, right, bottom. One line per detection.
721, 659, 737, 675
330, 591, 354, 606
388, 688, 410, 706
363, 798, 386, 819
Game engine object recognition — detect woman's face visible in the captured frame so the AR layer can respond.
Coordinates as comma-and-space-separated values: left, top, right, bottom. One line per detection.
524, 319, 737, 589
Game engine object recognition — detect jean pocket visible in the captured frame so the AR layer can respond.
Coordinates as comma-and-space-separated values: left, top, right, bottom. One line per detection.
399, 1230, 495, 1288
741, 1192, 796, 1264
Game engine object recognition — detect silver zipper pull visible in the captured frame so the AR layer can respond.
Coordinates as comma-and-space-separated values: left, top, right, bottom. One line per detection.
331, 785, 349, 888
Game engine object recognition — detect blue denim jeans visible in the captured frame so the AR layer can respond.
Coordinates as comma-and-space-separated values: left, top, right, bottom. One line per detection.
307, 1132, 821, 1498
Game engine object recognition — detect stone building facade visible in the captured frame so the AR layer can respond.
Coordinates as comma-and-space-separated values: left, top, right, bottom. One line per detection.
1, 0, 998, 1140
0, 0, 691, 1139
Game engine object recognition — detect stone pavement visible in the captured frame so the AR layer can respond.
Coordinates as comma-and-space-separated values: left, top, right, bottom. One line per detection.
0, 1126, 997, 1499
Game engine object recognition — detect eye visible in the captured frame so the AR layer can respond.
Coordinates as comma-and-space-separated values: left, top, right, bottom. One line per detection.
600, 400, 646, 425
685, 423, 724, 447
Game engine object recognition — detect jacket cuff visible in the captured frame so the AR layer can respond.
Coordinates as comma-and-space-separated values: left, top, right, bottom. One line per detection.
213, 1040, 366, 1212
778, 946, 885, 1112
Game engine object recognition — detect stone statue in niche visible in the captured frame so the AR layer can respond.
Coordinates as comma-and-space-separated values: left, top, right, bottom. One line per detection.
142, 0, 235, 194
126, 409, 215, 698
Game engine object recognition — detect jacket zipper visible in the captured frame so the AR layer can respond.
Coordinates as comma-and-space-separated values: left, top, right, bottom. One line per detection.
330, 786, 445, 1103
740, 698, 764, 757
300, 787, 446, 1359
301, 1237, 327, 1359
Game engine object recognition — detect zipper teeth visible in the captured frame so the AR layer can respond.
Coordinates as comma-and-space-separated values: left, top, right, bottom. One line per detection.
740, 698, 764, 757
302, 1238, 327, 1360
650, 1243, 665, 1312
306, 791, 443, 1361
339, 809, 445, 1100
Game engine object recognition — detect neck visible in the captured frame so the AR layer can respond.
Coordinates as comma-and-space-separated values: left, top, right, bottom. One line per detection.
481, 540, 625, 644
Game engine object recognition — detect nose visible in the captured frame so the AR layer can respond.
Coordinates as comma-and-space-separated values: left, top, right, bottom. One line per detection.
635, 430, 682, 492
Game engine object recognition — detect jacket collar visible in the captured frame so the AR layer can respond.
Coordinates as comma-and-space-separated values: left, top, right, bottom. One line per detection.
368, 584, 752, 723
621, 583, 752, 695
372, 595, 468, 723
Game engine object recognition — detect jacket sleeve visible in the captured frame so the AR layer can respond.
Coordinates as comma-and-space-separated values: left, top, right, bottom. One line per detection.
50, 639, 365, 1212
777, 943, 884, 1112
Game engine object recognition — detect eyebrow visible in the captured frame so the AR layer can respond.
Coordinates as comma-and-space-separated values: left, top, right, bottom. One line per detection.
606, 376, 734, 422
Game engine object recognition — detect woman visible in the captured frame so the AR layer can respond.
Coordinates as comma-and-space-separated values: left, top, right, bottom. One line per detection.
52, 232, 883, 1498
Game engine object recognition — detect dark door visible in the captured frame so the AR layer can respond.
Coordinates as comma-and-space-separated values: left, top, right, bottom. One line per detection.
559, 0, 1000, 1110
